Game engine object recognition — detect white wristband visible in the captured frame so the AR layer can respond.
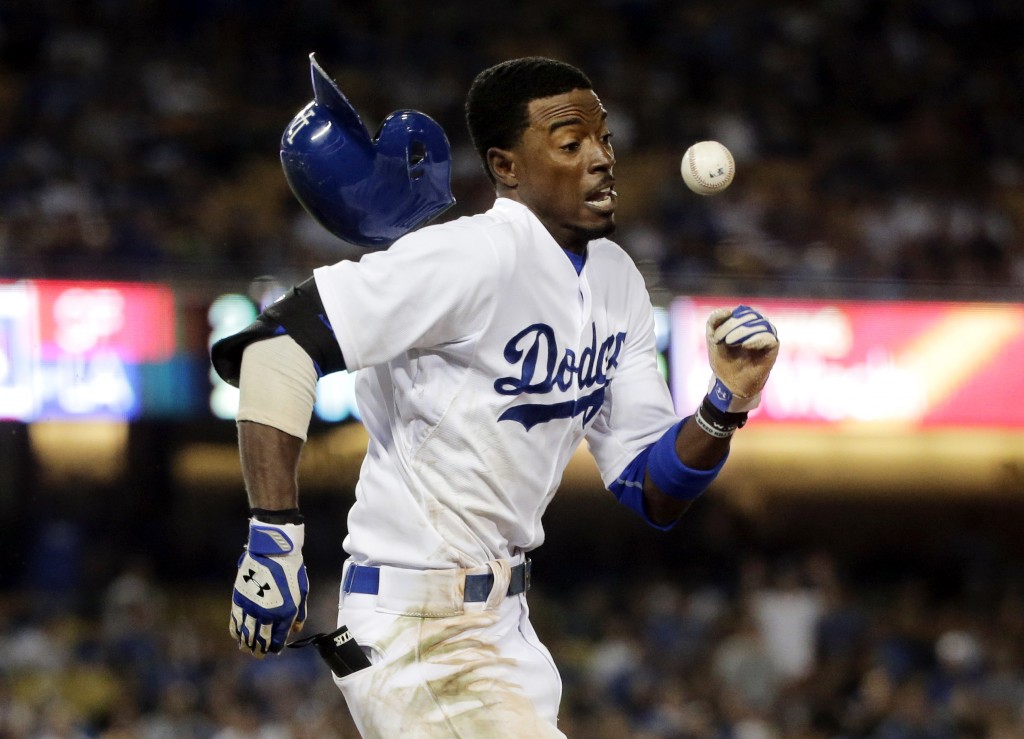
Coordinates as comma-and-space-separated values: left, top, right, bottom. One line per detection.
693, 406, 737, 439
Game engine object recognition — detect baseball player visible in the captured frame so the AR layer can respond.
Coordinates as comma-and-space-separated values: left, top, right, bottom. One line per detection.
213, 56, 779, 737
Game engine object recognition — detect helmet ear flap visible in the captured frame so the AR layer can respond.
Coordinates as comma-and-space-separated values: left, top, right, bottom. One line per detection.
279, 54, 455, 248
308, 53, 369, 145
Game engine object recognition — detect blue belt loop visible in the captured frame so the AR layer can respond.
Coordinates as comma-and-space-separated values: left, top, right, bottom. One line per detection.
343, 563, 381, 595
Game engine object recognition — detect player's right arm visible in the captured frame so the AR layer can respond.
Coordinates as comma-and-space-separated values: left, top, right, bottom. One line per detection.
214, 227, 497, 656
212, 277, 344, 658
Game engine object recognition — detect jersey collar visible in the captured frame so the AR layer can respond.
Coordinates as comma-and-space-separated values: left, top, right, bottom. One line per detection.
491, 197, 589, 274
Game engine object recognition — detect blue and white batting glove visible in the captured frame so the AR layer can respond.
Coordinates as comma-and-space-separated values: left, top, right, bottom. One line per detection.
230, 519, 309, 657
697, 306, 779, 438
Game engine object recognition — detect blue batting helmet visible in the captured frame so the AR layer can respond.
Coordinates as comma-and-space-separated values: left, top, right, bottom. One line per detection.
280, 54, 455, 248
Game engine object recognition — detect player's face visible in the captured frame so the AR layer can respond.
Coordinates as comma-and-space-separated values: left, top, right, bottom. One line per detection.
510, 89, 616, 253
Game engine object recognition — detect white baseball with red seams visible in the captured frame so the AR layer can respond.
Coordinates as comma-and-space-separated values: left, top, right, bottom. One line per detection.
681, 140, 735, 195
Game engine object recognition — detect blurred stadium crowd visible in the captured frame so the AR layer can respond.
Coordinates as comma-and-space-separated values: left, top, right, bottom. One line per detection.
3, 0, 1024, 737
1, 0, 1023, 296
3, 525, 1024, 738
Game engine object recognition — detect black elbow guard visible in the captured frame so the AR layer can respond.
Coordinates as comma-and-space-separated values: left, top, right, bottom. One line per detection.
211, 316, 281, 387
210, 277, 347, 387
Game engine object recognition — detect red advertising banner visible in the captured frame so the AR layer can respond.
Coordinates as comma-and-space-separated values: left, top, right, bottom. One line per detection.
670, 297, 1024, 429
31, 280, 176, 362
0, 280, 176, 420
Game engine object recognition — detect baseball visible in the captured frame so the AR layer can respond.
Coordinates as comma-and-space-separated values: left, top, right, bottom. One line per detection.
681, 141, 735, 196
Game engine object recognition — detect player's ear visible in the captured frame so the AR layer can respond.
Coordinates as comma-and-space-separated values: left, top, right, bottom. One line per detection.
487, 147, 517, 189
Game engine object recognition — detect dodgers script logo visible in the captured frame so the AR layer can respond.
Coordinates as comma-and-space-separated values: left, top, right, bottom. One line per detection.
494, 322, 626, 430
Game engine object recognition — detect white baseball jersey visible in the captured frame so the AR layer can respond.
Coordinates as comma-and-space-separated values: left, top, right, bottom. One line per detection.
314, 197, 679, 570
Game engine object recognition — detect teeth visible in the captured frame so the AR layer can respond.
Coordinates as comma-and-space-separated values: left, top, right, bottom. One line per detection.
586, 186, 616, 211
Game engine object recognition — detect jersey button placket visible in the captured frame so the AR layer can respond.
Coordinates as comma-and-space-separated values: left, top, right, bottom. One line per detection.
574, 275, 594, 432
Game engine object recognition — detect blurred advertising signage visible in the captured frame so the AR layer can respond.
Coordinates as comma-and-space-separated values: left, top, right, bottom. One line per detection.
670, 297, 1024, 428
0, 280, 175, 421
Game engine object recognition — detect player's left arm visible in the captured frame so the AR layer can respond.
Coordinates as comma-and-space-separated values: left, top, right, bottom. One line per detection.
597, 300, 778, 528
641, 305, 779, 525
640, 420, 731, 524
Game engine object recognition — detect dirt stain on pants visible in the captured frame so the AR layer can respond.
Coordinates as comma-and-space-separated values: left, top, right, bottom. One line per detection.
337, 604, 564, 738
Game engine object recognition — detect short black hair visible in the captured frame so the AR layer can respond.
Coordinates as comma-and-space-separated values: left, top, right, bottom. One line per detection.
465, 57, 593, 183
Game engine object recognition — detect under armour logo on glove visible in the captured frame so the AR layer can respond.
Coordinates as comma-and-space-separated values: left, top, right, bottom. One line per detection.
242, 569, 273, 599
230, 521, 308, 657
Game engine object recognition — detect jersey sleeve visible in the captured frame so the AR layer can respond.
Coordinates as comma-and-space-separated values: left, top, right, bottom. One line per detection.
585, 272, 680, 488
313, 225, 500, 370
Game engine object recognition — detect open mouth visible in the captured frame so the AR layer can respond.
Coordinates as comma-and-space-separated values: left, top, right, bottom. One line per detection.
585, 186, 617, 213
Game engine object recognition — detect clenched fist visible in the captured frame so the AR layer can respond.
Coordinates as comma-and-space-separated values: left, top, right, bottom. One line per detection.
705, 305, 779, 414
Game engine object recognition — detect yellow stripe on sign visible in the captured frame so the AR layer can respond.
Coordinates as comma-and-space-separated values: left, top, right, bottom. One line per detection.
896, 305, 1023, 419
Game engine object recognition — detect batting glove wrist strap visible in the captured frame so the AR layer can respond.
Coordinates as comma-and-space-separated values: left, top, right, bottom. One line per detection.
706, 376, 761, 415
230, 520, 309, 657
695, 395, 747, 439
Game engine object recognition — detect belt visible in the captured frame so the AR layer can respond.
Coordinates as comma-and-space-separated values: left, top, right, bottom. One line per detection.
343, 559, 531, 603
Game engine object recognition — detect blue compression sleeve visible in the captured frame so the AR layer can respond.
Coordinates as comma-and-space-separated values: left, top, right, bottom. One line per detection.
609, 446, 674, 530
647, 419, 727, 499
609, 420, 728, 530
